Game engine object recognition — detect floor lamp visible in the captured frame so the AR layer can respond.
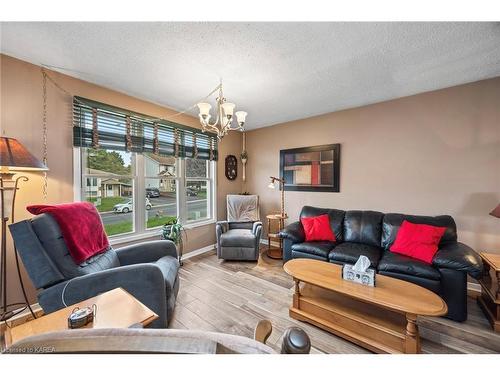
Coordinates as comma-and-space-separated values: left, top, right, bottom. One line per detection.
267, 176, 287, 260
0, 137, 48, 322
268, 176, 286, 219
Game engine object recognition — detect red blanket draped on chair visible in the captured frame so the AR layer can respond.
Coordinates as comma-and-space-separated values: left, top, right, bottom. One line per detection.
27, 202, 109, 264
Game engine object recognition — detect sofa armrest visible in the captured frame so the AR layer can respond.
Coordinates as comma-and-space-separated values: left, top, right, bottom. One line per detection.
115, 240, 177, 265
252, 221, 262, 236
216, 221, 229, 234
38, 264, 168, 328
433, 242, 483, 279
279, 221, 305, 244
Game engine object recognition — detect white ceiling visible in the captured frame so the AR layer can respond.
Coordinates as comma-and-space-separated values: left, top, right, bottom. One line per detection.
1, 22, 500, 130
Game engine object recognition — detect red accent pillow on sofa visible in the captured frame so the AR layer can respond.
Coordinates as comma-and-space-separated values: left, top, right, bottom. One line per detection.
390, 220, 446, 264
300, 214, 336, 242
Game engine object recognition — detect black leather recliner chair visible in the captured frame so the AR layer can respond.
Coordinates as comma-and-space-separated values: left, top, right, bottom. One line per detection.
279, 206, 483, 322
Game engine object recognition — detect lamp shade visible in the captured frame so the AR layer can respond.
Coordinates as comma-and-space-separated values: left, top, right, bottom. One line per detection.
197, 102, 212, 116
490, 204, 500, 219
221, 102, 236, 117
235, 111, 247, 124
0, 137, 48, 171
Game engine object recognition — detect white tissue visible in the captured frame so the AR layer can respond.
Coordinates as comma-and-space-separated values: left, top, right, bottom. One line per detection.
352, 255, 370, 272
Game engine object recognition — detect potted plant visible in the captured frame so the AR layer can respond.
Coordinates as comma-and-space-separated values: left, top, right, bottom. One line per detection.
240, 150, 248, 163
161, 217, 186, 265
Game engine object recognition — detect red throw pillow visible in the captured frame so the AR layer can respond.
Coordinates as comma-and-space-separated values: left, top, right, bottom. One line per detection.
300, 214, 336, 242
390, 220, 446, 264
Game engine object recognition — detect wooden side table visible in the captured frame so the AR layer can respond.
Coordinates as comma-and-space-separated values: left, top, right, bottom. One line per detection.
4, 288, 158, 348
477, 252, 500, 332
266, 213, 288, 260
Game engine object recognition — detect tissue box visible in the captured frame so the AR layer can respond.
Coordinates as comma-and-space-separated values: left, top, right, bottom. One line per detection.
342, 264, 376, 287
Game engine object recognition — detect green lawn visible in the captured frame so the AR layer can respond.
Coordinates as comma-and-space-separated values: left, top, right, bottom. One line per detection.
88, 197, 128, 212
147, 215, 177, 229
104, 221, 133, 236
103, 215, 176, 236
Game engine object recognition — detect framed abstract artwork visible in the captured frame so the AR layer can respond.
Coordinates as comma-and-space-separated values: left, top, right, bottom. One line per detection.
280, 144, 340, 192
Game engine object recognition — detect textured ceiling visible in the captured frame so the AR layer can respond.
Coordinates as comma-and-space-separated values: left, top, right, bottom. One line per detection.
1, 22, 500, 129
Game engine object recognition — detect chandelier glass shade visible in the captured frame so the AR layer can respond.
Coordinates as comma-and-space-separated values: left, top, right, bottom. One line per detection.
197, 81, 247, 140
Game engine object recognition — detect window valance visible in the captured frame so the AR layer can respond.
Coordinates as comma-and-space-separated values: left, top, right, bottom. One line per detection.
73, 96, 218, 161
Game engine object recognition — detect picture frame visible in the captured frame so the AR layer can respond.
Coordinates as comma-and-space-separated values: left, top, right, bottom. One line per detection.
279, 143, 340, 192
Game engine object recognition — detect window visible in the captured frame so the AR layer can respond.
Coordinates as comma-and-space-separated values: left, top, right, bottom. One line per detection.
79, 148, 215, 239
73, 96, 218, 241
185, 158, 211, 222
82, 148, 135, 237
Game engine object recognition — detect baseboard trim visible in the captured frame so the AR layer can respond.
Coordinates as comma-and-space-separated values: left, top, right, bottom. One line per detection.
182, 243, 216, 260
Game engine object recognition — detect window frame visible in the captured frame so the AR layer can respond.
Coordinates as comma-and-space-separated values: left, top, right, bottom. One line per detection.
74, 148, 217, 245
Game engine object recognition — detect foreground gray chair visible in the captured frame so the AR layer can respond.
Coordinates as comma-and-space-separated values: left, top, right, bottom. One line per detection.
9, 213, 179, 328
4, 321, 311, 354
216, 195, 262, 261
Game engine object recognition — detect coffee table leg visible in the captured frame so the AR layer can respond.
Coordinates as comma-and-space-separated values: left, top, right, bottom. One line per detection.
405, 313, 420, 354
293, 279, 301, 309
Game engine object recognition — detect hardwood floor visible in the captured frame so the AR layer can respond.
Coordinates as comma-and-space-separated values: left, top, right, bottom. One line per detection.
171, 247, 500, 354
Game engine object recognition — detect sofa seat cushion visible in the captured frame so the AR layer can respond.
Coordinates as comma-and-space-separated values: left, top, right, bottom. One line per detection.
220, 229, 256, 248
291, 241, 336, 258
154, 256, 180, 296
378, 251, 440, 280
328, 242, 382, 268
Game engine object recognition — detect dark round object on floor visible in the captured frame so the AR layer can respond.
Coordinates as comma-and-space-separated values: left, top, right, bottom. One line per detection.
280, 327, 311, 354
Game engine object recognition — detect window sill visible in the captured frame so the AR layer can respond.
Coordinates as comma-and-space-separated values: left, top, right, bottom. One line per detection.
184, 218, 216, 229
108, 219, 217, 246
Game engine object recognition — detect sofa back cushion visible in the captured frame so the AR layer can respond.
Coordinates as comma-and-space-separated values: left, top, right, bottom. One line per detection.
343, 210, 384, 247
301, 214, 336, 242
9, 219, 65, 289
30, 213, 120, 280
300, 206, 345, 242
389, 220, 447, 264
381, 213, 457, 250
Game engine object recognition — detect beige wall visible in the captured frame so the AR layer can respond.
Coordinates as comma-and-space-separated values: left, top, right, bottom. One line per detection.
0, 54, 242, 305
246, 77, 500, 253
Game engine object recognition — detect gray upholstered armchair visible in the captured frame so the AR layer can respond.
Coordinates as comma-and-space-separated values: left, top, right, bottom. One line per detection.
216, 195, 262, 261
9, 213, 179, 328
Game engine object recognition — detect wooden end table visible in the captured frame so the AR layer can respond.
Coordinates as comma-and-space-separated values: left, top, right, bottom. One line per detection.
266, 213, 288, 260
477, 252, 500, 332
4, 287, 158, 348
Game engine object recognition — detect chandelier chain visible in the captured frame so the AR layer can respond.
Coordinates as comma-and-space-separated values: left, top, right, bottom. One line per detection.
40, 65, 222, 127
42, 71, 49, 200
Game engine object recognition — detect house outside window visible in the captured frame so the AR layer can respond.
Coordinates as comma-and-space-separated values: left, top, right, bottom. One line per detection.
79, 148, 215, 239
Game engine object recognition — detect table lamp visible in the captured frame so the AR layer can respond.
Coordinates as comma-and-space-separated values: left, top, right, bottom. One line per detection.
268, 176, 286, 218
490, 204, 500, 219
0, 137, 48, 321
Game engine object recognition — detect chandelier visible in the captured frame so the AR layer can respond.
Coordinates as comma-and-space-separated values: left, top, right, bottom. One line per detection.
196, 80, 247, 140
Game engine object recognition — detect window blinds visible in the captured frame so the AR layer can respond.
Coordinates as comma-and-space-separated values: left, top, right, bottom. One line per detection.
73, 96, 218, 161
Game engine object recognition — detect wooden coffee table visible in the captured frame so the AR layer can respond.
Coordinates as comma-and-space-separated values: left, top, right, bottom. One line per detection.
284, 259, 447, 354
4, 288, 158, 347
477, 252, 500, 332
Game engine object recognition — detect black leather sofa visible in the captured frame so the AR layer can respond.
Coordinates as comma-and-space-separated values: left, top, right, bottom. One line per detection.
279, 206, 483, 322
